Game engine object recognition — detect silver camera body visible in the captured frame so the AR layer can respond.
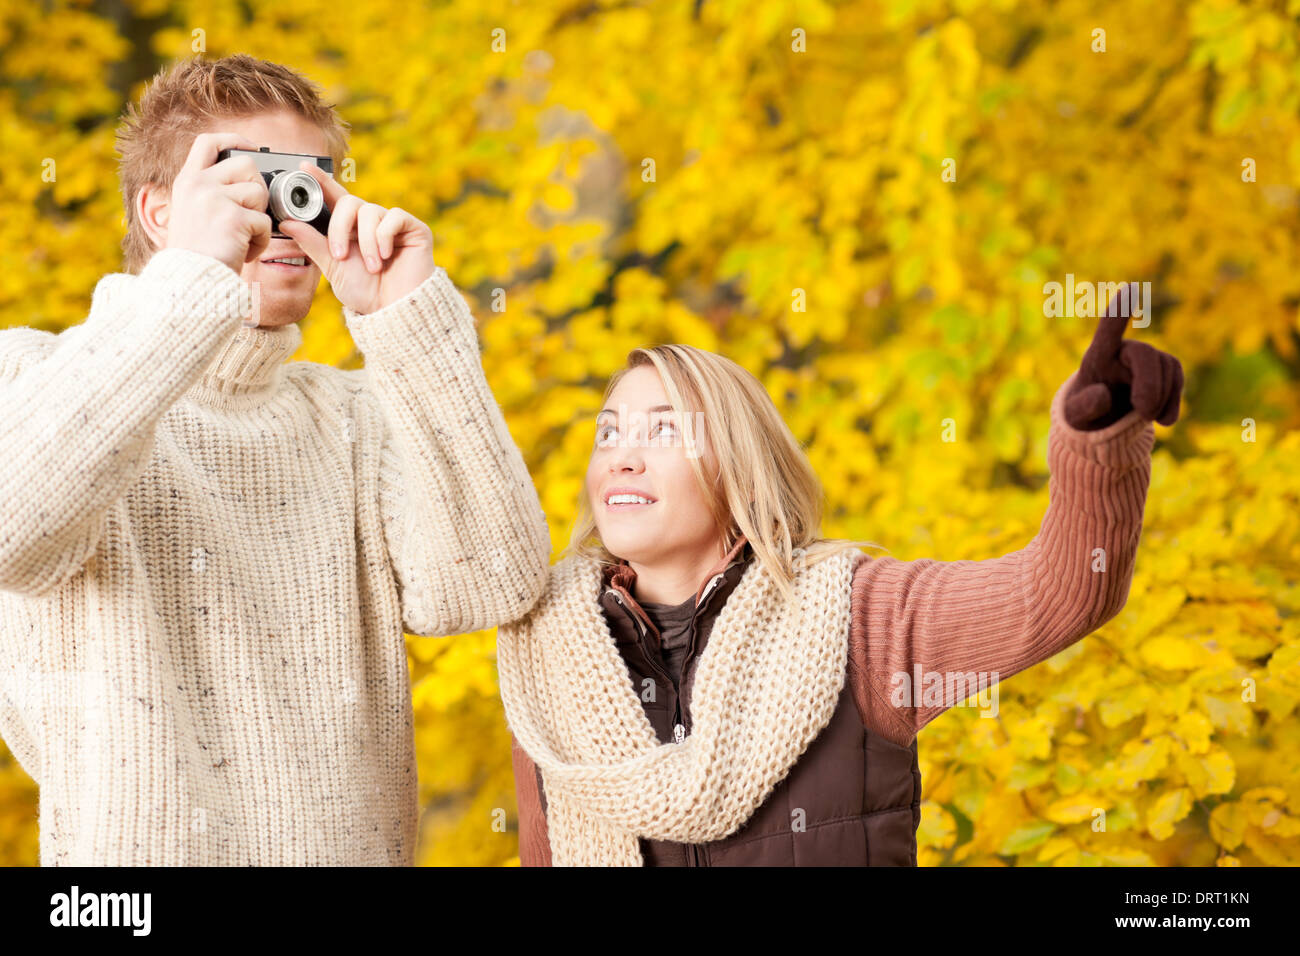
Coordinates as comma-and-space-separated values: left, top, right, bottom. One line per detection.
215, 146, 333, 238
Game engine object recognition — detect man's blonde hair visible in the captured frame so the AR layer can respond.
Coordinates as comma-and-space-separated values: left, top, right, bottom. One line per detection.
567, 345, 885, 602
114, 53, 350, 274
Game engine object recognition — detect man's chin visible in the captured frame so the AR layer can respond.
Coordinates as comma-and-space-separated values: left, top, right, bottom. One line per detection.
249, 294, 314, 328
243, 267, 319, 324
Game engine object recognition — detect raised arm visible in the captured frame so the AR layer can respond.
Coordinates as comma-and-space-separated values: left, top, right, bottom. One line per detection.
848, 296, 1183, 746
0, 249, 248, 596
342, 269, 550, 636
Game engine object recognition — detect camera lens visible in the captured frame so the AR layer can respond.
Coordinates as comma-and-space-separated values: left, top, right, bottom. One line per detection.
268, 169, 324, 224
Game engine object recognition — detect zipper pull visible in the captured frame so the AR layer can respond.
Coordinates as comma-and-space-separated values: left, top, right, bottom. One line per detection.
673, 723, 685, 743
608, 589, 647, 638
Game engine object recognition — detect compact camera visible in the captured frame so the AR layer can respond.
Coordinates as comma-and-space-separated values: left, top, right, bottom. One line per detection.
215, 146, 333, 238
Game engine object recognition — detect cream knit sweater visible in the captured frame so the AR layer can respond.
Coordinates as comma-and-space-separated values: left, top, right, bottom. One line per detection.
0, 248, 550, 865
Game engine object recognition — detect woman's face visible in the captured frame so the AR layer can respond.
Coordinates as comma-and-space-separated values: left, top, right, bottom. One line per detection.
586, 365, 721, 570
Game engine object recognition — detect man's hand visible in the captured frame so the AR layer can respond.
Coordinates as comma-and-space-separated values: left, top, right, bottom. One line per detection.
279, 163, 435, 315
164, 133, 273, 275
1064, 285, 1184, 431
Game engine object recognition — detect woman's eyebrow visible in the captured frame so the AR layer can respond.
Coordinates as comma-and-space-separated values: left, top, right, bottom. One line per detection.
596, 404, 675, 418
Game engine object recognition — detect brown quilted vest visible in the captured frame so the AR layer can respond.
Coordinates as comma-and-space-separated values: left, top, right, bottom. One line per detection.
525, 542, 921, 865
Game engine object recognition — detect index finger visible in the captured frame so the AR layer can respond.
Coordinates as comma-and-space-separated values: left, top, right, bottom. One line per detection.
1087, 281, 1137, 360
297, 160, 349, 209
179, 132, 260, 180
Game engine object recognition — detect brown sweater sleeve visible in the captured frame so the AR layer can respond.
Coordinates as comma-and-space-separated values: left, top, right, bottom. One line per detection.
846, 371, 1156, 747
511, 732, 553, 866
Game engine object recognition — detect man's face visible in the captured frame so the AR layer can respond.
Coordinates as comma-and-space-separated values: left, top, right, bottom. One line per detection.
178, 110, 331, 328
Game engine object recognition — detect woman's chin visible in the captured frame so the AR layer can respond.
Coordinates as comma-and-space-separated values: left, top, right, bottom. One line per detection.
600, 537, 652, 565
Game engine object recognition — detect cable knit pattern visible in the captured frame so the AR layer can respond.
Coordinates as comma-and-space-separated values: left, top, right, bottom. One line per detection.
496, 546, 861, 866
0, 248, 549, 865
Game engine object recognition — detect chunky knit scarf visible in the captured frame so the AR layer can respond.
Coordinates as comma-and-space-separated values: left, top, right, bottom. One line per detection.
496, 546, 862, 866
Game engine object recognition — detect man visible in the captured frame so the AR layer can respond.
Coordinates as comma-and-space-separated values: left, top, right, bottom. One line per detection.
0, 54, 551, 865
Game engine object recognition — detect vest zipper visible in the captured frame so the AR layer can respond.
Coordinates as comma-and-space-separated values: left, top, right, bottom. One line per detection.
608, 589, 678, 729
613, 575, 723, 868
698, 573, 724, 605
675, 572, 724, 742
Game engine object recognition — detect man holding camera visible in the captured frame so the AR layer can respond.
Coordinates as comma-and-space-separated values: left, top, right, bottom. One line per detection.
0, 54, 551, 865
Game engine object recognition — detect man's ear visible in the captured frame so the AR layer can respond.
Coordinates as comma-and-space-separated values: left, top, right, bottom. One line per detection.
137, 182, 170, 251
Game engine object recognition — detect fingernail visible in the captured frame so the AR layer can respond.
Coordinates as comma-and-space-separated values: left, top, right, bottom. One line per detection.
333, 244, 344, 258
367, 256, 378, 271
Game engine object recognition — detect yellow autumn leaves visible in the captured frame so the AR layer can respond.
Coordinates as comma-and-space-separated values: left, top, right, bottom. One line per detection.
2, 0, 1298, 866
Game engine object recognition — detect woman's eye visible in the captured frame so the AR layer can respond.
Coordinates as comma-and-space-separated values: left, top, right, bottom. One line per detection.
652, 422, 678, 439
595, 419, 677, 446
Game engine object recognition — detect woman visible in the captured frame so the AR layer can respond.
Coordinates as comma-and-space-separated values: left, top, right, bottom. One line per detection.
497, 303, 1182, 866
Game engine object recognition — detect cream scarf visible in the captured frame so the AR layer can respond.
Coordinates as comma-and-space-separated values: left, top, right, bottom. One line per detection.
496, 547, 862, 866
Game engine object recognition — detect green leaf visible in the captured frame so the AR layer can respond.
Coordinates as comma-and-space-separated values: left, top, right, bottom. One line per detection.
999, 821, 1057, 856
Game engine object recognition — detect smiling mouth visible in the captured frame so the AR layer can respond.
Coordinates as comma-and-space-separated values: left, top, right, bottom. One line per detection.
261, 256, 309, 269
605, 493, 658, 510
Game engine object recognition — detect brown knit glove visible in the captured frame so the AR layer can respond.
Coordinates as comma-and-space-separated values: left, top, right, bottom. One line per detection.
1064, 288, 1184, 431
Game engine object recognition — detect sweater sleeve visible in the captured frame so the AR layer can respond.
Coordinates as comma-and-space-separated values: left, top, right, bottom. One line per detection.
846, 371, 1156, 748
511, 732, 553, 866
0, 249, 250, 597
343, 267, 550, 637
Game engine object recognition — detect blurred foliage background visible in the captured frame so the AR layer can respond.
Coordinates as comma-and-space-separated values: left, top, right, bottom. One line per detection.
2, 0, 1299, 866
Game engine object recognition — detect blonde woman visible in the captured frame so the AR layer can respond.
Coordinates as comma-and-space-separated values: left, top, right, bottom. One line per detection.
497, 303, 1182, 866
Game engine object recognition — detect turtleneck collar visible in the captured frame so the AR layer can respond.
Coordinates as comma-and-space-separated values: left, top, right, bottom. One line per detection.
184, 320, 302, 407
93, 269, 303, 409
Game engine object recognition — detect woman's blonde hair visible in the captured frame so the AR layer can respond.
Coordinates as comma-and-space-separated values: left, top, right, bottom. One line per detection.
565, 344, 886, 603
